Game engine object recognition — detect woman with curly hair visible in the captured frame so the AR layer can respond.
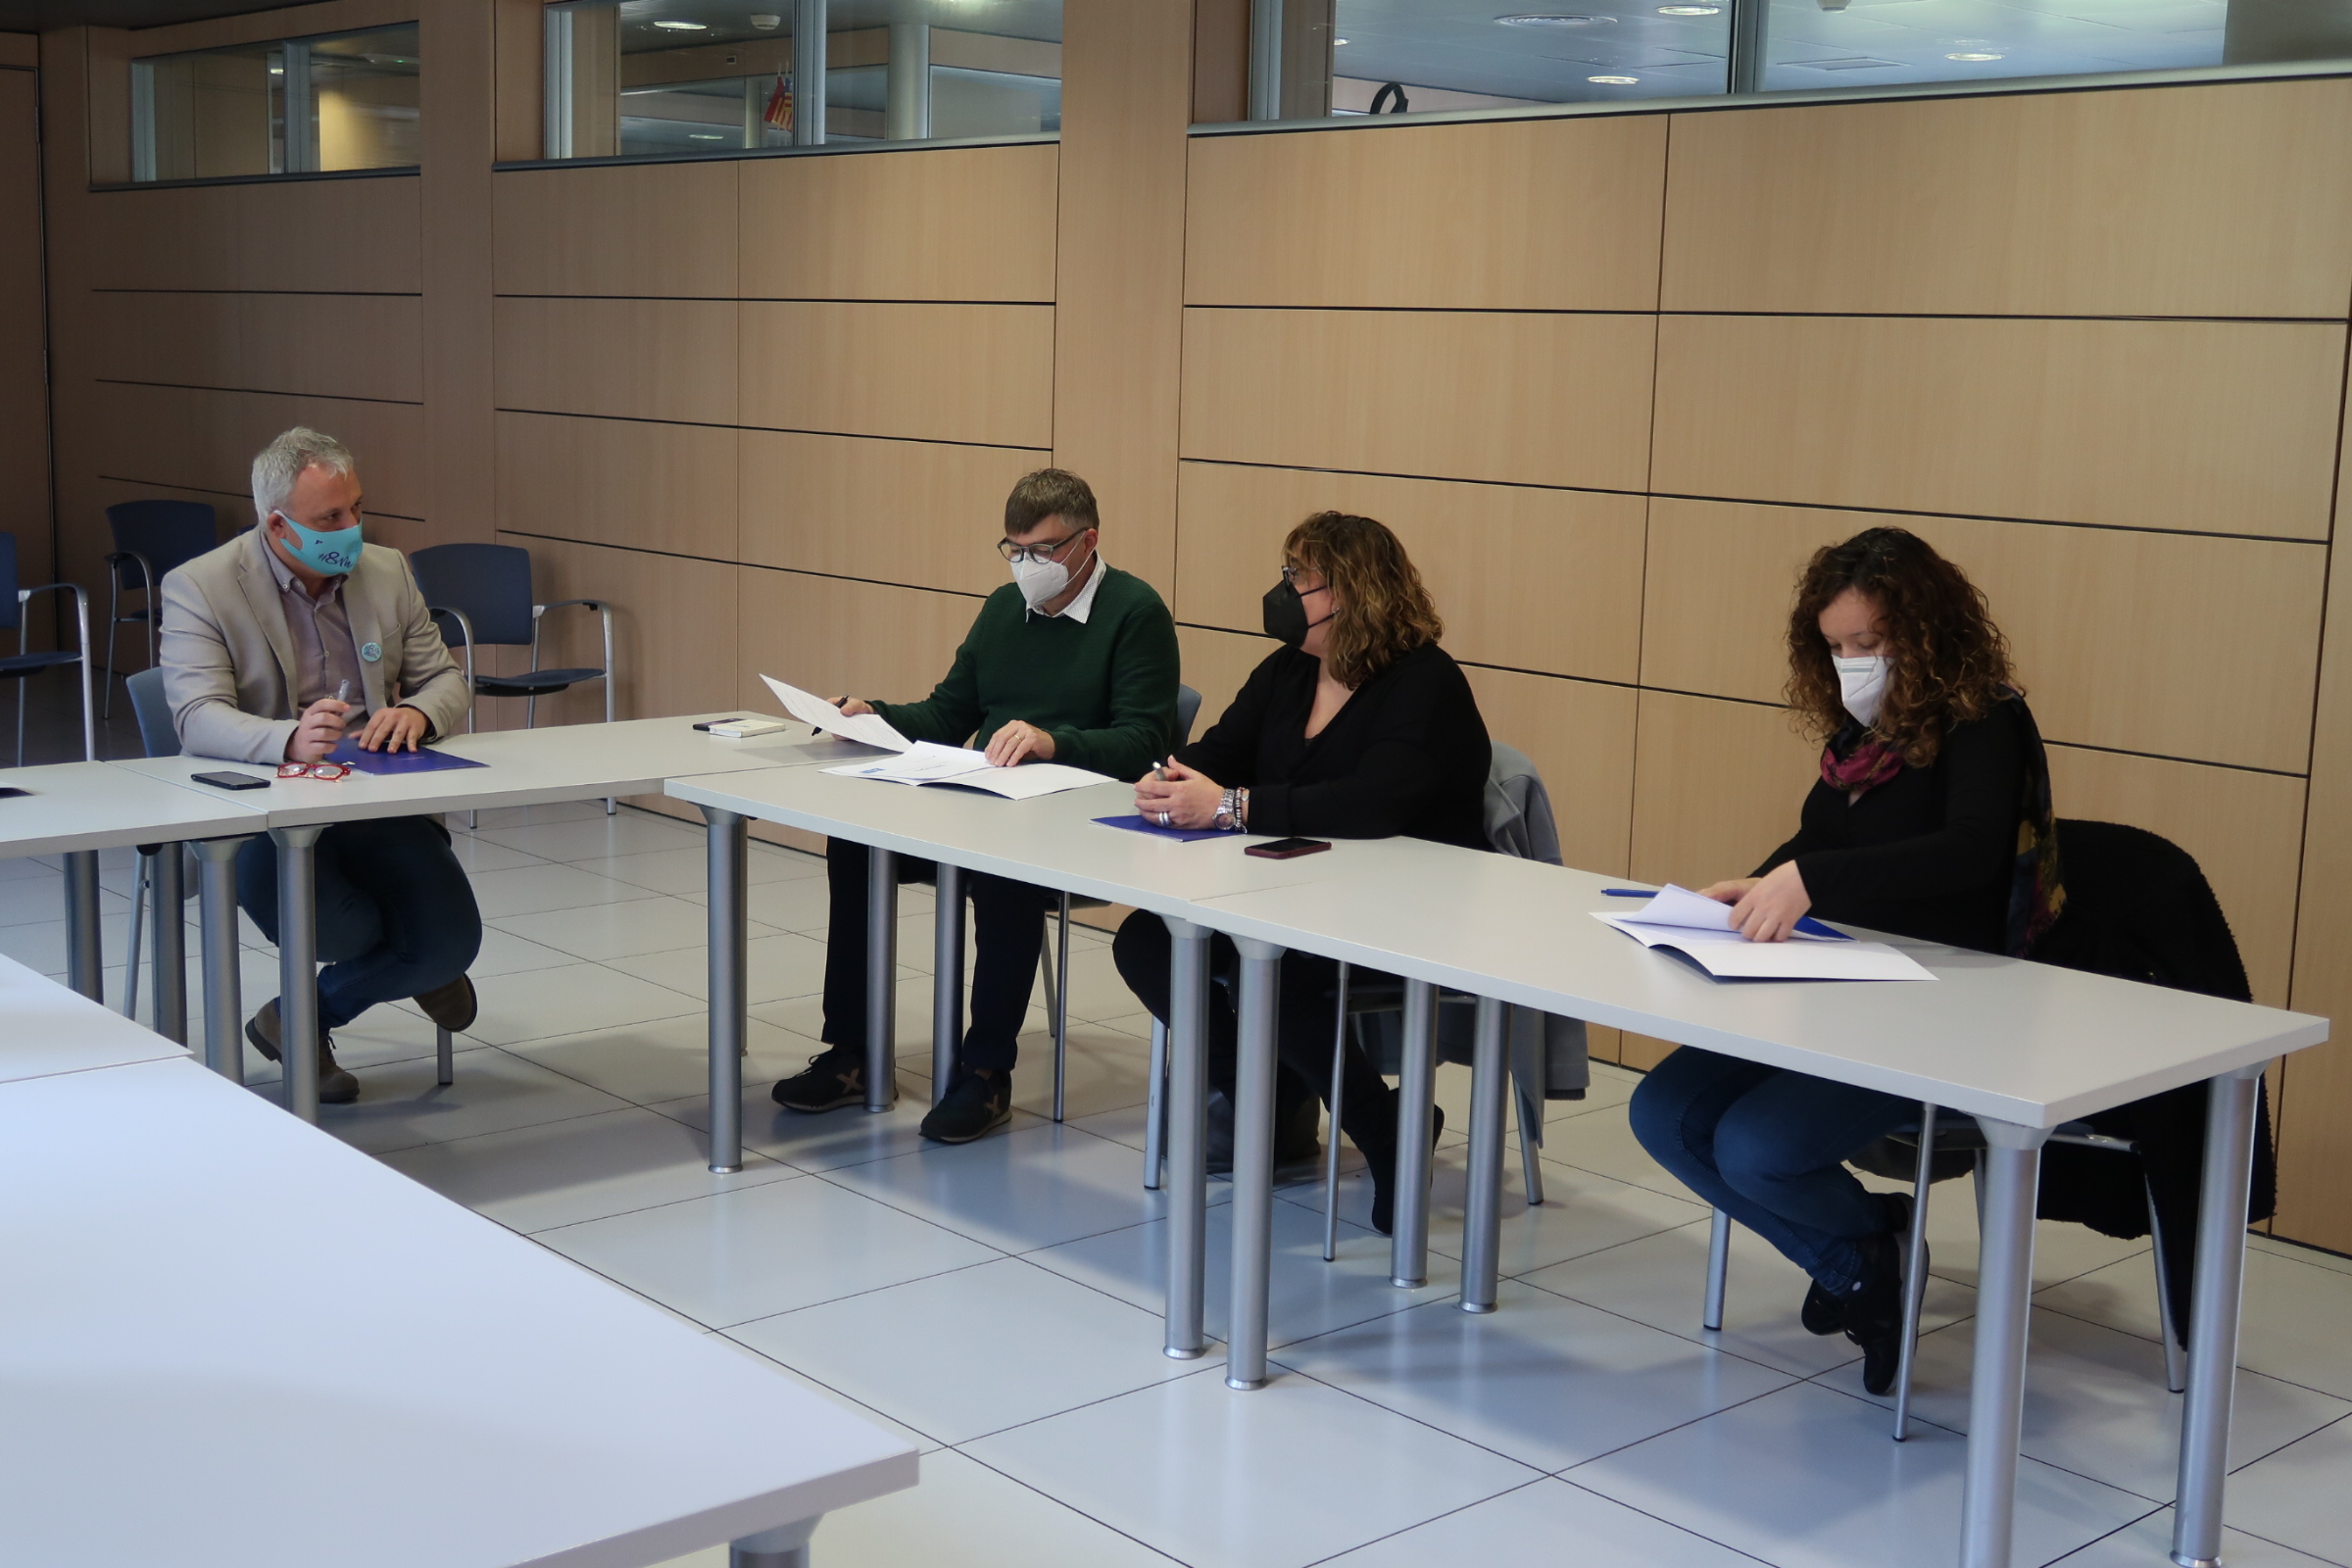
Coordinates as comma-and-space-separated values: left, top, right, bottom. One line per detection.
1112, 511, 1491, 1233
1629, 525, 2063, 1393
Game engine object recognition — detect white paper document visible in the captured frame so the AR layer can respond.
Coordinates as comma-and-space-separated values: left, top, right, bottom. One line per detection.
760, 674, 911, 752
1594, 884, 1936, 982
822, 741, 1112, 801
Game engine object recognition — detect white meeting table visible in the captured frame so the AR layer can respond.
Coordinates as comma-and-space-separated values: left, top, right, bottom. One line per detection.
0, 971, 915, 1568
118, 714, 867, 1123
1189, 851, 2328, 1568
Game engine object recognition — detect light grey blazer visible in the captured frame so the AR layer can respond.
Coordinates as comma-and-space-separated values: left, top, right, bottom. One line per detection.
158, 527, 469, 764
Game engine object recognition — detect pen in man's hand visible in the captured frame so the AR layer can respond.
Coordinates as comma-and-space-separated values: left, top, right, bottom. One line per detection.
335, 680, 351, 706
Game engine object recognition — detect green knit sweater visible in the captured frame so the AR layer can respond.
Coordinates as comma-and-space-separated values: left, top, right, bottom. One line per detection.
872, 565, 1180, 783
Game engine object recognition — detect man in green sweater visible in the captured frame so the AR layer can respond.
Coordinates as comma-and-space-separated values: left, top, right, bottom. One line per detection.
773, 468, 1181, 1143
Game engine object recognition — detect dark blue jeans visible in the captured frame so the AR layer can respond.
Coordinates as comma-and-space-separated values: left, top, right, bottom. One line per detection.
1628, 1046, 1914, 1293
236, 815, 483, 1032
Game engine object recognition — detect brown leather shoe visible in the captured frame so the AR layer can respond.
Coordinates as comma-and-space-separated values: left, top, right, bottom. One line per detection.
244, 998, 362, 1104
413, 974, 478, 1034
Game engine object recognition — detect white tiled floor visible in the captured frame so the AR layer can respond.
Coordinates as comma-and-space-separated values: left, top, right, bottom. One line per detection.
23, 799, 2352, 1568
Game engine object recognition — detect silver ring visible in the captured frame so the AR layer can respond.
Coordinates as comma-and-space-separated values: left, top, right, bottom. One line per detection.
1159, 810, 1171, 827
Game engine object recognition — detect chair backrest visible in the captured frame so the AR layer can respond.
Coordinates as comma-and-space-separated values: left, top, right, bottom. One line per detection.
1483, 741, 1562, 865
0, 532, 18, 630
1175, 683, 1202, 745
410, 542, 537, 647
106, 500, 220, 587
2031, 818, 2251, 1003
124, 666, 181, 758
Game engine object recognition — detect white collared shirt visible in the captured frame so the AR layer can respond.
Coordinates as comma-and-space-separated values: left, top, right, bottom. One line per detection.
1029, 553, 1106, 624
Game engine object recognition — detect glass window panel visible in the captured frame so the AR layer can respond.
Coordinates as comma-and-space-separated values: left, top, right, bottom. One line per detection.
1760, 0, 2230, 87
132, 24, 418, 182
1309, 0, 1734, 117
543, 0, 1060, 160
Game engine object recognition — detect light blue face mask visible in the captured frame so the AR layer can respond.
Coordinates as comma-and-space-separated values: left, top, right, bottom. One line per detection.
272, 511, 364, 576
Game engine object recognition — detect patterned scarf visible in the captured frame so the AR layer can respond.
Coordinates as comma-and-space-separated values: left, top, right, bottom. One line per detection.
1819, 695, 2065, 957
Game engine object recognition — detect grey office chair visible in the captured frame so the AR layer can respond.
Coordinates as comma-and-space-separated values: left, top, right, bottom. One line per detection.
1035, 683, 1201, 1124
0, 533, 95, 765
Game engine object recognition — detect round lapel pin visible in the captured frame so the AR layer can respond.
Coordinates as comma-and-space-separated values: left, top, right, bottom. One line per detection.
360, 641, 382, 662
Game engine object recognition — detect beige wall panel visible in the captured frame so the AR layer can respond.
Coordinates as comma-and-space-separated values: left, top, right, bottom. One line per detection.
1182, 309, 1655, 493
90, 381, 427, 519
82, 187, 241, 290
493, 297, 738, 424
1661, 80, 2352, 318
1187, 116, 1666, 311
1640, 498, 2326, 773
1175, 623, 1272, 739
738, 143, 1056, 303
1463, 665, 1637, 876
1652, 316, 2343, 538
417, 0, 502, 553
236, 293, 423, 402
2044, 745, 2303, 1007
87, 288, 241, 388
1174, 462, 1645, 685
739, 429, 1042, 595
494, 161, 738, 298
497, 412, 737, 562
0, 67, 46, 587
235, 173, 421, 294
739, 301, 1053, 448
494, 533, 740, 725
1630, 690, 1821, 892
738, 567, 980, 715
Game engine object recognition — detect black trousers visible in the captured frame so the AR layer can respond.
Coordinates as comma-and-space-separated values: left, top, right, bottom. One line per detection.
819, 838, 1054, 1076
1109, 909, 1396, 1151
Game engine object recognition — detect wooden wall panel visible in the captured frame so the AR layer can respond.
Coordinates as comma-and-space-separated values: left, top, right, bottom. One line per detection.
494, 162, 739, 298
0, 66, 46, 593
235, 174, 422, 293
82, 188, 240, 290
738, 429, 1040, 595
496, 412, 737, 562
738, 143, 1057, 303
1652, 315, 2343, 538
1662, 80, 2352, 319
1174, 623, 1270, 740
417, 0, 502, 553
1630, 691, 1821, 893
1640, 498, 2327, 773
493, 297, 738, 424
1175, 462, 1644, 685
87, 290, 243, 387
738, 567, 979, 715
1464, 666, 1637, 876
497, 533, 741, 726
0, 34, 35, 67
2045, 745, 2304, 1006
89, 291, 423, 403
738, 301, 1053, 448
1182, 308, 1655, 492
90, 382, 427, 519
1186, 116, 1666, 311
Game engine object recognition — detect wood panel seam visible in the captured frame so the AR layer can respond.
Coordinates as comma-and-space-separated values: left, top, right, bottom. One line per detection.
93, 377, 422, 407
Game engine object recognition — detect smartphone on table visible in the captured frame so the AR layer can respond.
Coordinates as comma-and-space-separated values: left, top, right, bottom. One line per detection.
1244, 837, 1332, 860
192, 771, 272, 791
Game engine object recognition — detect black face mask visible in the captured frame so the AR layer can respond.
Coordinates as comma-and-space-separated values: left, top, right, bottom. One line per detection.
1261, 578, 1332, 649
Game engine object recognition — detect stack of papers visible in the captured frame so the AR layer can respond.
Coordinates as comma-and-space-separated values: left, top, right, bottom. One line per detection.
1594, 885, 1935, 982
760, 675, 1112, 802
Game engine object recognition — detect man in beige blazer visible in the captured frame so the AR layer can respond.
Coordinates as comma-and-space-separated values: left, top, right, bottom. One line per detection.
160, 427, 481, 1103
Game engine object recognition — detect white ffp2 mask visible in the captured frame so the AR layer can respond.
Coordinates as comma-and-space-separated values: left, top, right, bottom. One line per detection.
1011, 554, 1071, 610
1835, 655, 1891, 728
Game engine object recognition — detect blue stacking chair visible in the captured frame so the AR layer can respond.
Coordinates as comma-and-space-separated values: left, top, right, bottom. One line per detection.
408, 543, 615, 732
0, 533, 95, 764
103, 500, 219, 717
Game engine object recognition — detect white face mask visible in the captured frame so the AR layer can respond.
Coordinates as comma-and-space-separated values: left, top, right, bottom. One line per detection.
1834, 654, 1891, 728
1010, 540, 1089, 610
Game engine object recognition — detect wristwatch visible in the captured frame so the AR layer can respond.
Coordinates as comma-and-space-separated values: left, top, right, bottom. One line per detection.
1216, 786, 1249, 832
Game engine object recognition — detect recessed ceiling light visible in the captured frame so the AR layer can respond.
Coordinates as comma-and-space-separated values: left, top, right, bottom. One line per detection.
1588, 73, 1641, 82
1944, 49, 2003, 60
1658, 4, 1721, 11
1498, 13, 1615, 26
654, 19, 708, 29
1334, 37, 1348, 43
689, 132, 723, 138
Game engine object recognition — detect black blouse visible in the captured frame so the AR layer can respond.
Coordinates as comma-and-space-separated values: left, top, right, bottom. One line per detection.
1755, 701, 2030, 954
1178, 642, 1492, 850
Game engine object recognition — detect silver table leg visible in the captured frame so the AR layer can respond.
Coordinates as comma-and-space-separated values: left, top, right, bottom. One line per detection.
1460, 994, 1507, 1314
150, 842, 187, 1045
1163, 916, 1210, 1360
2172, 1061, 2269, 1568
703, 807, 748, 1174
62, 850, 102, 1003
1702, 1207, 1732, 1331
271, 824, 325, 1123
1960, 1115, 2050, 1568
730, 1516, 816, 1567
1392, 978, 1439, 1288
1227, 935, 1284, 1390
864, 847, 898, 1112
932, 861, 963, 1103
194, 837, 248, 1082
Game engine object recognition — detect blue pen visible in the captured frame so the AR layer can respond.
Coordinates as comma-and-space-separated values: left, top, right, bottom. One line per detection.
1602, 888, 1654, 897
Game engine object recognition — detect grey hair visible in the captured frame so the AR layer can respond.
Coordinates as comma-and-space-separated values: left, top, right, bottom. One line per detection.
250, 426, 356, 524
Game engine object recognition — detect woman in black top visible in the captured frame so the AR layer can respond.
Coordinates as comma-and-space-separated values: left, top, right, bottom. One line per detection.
1629, 527, 2062, 1394
1112, 512, 1491, 1233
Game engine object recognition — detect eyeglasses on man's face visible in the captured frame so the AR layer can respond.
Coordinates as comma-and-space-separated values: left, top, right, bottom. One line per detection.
999, 528, 1089, 565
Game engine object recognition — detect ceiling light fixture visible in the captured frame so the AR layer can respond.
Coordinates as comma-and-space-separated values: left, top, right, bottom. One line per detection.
1944, 49, 2003, 59
1588, 73, 1640, 82
689, 132, 723, 138
1498, 13, 1616, 26
654, 19, 708, 29
1334, 36, 1349, 43
1658, 5, 1721, 12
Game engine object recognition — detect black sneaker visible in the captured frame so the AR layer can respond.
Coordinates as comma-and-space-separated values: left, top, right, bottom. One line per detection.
1370, 1104, 1446, 1238
920, 1070, 1011, 1144
771, 1047, 867, 1113
1841, 1231, 1908, 1396
1800, 1280, 1844, 1336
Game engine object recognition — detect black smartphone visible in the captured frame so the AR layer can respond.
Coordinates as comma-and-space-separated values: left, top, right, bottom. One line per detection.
192, 770, 272, 791
1245, 836, 1332, 860
0, 786, 27, 799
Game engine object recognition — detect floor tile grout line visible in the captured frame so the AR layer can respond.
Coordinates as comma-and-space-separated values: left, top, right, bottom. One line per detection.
707, 1330, 957, 1454
717, 1254, 1014, 1337
943, 1446, 1200, 1568
2031, 1501, 2174, 1568
1291, 1478, 1560, 1568
1548, 1473, 1797, 1568
1504, 1265, 1832, 1382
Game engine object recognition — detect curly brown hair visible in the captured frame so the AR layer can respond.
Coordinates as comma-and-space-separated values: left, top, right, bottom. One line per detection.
1787, 527, 2018, 767
1283, 512, 1444, 688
